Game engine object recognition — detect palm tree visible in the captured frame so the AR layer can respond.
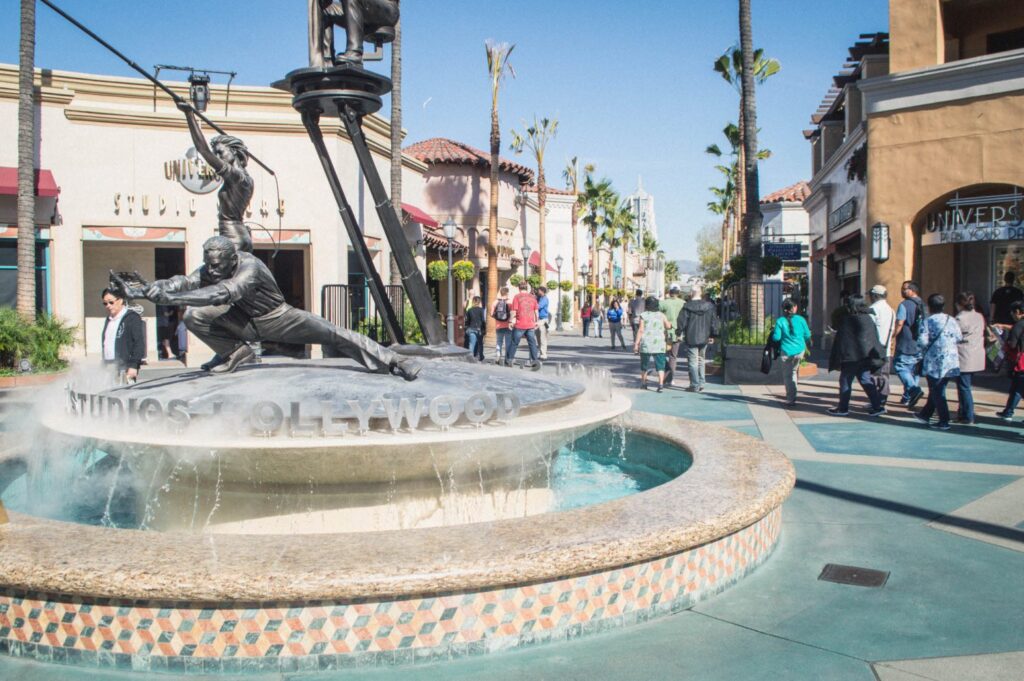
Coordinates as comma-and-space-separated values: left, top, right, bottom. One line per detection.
597, 214, 624, 299
510, 116, 558, 283
578, 172, 615, 303
706, 122, 768, 267
17, 0, 36, 319
739, 0, 765, 330
562, 157, 585, 322
610, 200, 637, 292
484, 40, 515, 347
388, 1, 403, 287
713, 46, 779, 248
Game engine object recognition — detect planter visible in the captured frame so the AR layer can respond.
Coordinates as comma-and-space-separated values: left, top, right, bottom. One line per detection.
722, 346, 820, 385
0, 371, 67, 389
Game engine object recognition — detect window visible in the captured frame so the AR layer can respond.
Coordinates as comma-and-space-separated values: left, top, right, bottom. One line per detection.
987, 27, 1024, 55
0, 240, 49, 313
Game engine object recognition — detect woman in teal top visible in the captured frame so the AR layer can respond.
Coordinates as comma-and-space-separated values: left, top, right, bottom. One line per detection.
772, 299, 812, 406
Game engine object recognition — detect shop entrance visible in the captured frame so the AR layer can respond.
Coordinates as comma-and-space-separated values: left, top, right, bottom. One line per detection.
253, 247, 308, 358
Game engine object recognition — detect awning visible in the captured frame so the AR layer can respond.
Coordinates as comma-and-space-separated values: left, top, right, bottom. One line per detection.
812, 230, 860, 261
401, 202, 438, 228
422, 231, 466, 252
0, 167, 60, 198
528, 251, 558, 274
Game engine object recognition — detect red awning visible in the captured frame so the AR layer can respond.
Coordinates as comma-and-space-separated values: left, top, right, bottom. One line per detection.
812, 230, 860, 261
401, 202, 439, 228
0, 167, 60, 198
528, 251, 558, 274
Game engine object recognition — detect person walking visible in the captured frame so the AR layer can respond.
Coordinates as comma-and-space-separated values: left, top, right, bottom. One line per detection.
953, 292, 985, 424
990, 271, 1023, 326
100, 287, 146, 385
628, 289, 645, 340
827, 295, 886, 417
506, 281, 541, 369
536, 286, 550, 361
912, 294, 964, 430
464, 295, 486, 362
772, 299, 812, 406
893, 281, 926, 407
607, 299, 626, 349
581, 301, 593, 338
676, 285, 720, 392
633, 296, 672, 392
491, 286, 512, 364
659, 285, 685, 387
995, 300, 1024, 422
593, 299, 605, 339
868, 284, 896, 405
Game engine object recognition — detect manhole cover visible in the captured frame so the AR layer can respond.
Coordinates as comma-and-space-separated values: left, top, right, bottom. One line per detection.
818, 563, 889, 587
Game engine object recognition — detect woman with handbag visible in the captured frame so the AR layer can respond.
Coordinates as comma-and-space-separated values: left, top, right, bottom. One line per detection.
912, 294, 964, 430
954, 292, 985, 424
771, 299, 812, 407
827, 295, 886, 417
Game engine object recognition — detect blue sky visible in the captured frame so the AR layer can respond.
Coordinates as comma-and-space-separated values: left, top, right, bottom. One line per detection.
1, 0, 890, 261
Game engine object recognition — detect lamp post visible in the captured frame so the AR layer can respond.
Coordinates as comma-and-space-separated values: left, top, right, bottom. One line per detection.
871, 222, 890, 263
520, 244, 531, 283
188, 73, 211, 112
443, 217, 457, 344
555, 254, 564, 331
581, 263, 589, 306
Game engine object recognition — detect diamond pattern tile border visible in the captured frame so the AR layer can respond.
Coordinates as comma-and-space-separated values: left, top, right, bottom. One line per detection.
0, 508, 780, 672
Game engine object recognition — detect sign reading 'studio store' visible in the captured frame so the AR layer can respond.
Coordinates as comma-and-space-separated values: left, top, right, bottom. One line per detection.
923, 190, 1023, 246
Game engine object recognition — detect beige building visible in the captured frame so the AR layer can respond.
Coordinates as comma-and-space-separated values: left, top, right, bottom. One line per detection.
806, 0, 1024, 338
0, 65, 435, 362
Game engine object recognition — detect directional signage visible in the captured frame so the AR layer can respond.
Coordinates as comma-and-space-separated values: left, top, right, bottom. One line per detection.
764, 242, 804, 261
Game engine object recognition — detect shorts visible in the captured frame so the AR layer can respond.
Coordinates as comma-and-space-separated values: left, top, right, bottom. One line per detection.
640, 352, 667, 371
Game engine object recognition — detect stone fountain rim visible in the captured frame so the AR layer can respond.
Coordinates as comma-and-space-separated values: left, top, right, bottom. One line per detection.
0, 410, 795, 602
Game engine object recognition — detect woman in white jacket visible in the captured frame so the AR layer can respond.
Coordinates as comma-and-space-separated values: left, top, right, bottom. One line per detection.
954, 291, 986, 424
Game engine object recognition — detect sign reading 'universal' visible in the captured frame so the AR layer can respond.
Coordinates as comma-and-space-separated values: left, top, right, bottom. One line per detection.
164, 147, 223, 195
65, 389, 522, 437
923, 191, 1024, 246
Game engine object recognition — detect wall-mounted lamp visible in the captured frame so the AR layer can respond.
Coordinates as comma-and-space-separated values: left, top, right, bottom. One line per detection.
871, 222, 890, 263
188, 73, 211, 113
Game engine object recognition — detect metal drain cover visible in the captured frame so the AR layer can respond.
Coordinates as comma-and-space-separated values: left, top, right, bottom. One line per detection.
818, 563, 889, 587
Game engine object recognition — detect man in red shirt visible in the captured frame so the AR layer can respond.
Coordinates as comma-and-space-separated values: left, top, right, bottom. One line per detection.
506, 281, 541, 368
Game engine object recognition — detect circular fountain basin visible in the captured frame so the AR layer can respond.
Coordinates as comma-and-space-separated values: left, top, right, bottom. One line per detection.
0, 410, 794, 673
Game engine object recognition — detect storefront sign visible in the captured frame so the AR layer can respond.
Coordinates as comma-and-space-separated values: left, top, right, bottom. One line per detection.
164, 147, 222, 195
828, 199, 857, 231
922, 190, 1023, 246
764, 242, 803, 261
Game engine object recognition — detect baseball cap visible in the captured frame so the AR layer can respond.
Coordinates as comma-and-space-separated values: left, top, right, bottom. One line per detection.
669, 284, 680, 292
869, 284, 887, 295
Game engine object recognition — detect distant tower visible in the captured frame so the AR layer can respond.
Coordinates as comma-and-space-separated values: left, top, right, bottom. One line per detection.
627, 176, 657, 246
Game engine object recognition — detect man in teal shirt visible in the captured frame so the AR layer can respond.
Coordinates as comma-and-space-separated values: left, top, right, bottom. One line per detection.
772, 299, 812, 406
659, 285, 686, 386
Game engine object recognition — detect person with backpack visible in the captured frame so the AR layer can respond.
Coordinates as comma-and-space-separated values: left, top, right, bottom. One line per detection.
771, 299, 812, 406
490, 286, 512, 364
995, 300, 1024, 423
675, 286, 721, 392
893, 280, 926, 408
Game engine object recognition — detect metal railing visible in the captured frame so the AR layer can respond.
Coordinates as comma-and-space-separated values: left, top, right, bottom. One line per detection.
321, 284, 406, 346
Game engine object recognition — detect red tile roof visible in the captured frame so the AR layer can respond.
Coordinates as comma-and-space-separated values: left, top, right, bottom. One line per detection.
761, 181, 811, 205
405, 138, 535, 182
524, 184, 578, 196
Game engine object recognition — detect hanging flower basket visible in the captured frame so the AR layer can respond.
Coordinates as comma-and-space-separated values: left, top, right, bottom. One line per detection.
452, 260, 475, 282
559, 280, 573, 292
427, 261, 448, 281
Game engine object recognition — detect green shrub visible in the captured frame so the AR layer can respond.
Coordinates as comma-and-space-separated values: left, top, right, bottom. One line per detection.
527, 274, 543, 290
560, 295, 571, 322
402, 300, 425, 345
426, 260, 448, 281
723, 315, 775, 346
763, 255, 783, 277
0, 308, 76, 372
0, 308, 31, 369
546, 279, 558, 289
452, 260, 475, 282
559, 280, 573, 292
509, 273, 523, 286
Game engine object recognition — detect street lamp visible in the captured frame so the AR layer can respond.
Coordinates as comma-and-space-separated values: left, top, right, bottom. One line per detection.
555, 254, 564, 331
871, 222, 890, 263
188, 73, 211, 112
443, 217, 457, 344
520, 244, 531, 282
580, 263, 589, 305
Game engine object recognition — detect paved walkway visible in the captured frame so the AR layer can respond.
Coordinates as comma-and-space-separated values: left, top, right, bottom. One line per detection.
3, 329, 1023, 680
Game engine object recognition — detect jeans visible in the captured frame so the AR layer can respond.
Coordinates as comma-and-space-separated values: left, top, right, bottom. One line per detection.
665, 340, 680, 384
893, 352, 922, 401
596, 318, 604, 337
837, 362, 883, 411
609, 322, 626, 349
465, 329, 483, 361
536, 320, 549, 359
506, 327, 539, 363
781, 352, 803, 402
686, 344, 707, 388
955, 372, 975, 421
630, 319, 640, 340
582, 318, 591, 337
1004, 372, 1024, 415
495, 327, 512, 361
919, 375, 952, 425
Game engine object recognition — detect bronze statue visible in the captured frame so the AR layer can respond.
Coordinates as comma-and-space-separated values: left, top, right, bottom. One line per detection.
308, 0, 399, 67
114, 236, 420, 380
177, 101, 255, 253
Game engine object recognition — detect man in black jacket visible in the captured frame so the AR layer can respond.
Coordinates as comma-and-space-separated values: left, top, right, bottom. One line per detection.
827, 295, 886, 417
676, 286, 721, 392
101, 288, 146, 384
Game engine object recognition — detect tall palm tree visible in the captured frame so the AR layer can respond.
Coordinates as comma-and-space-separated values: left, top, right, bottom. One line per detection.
562, 157, 586, 322
484, 40, 515, 347
706, 122, 769, 266
17, 0, 36, 320
597, 216, 623, 298
510, 115, 558, 285
578, 172, 615, 303
713, 46, 779, 247
739, 0, 764, 330
389, 1, 403, 287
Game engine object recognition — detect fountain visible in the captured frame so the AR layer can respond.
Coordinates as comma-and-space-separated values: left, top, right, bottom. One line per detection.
0, 1, 794, 673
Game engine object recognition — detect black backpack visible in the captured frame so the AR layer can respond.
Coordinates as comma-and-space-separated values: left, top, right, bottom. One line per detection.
492, 299, 510, 322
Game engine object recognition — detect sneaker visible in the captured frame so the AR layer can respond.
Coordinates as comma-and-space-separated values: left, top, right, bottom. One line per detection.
698, 385, 705, 392
656, 385, 663, 393
907, 389, 925, 408
912, 412, 930, 425
930, 422, 951, 431
785, 400, 797, 407
867, 407, 886, 417
995, 410, 1014, 422
953, 417, 975, 425
827, 408, 849, 417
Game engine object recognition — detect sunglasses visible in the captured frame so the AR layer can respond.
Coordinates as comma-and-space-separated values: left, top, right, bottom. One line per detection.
102, 300, 119, 306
